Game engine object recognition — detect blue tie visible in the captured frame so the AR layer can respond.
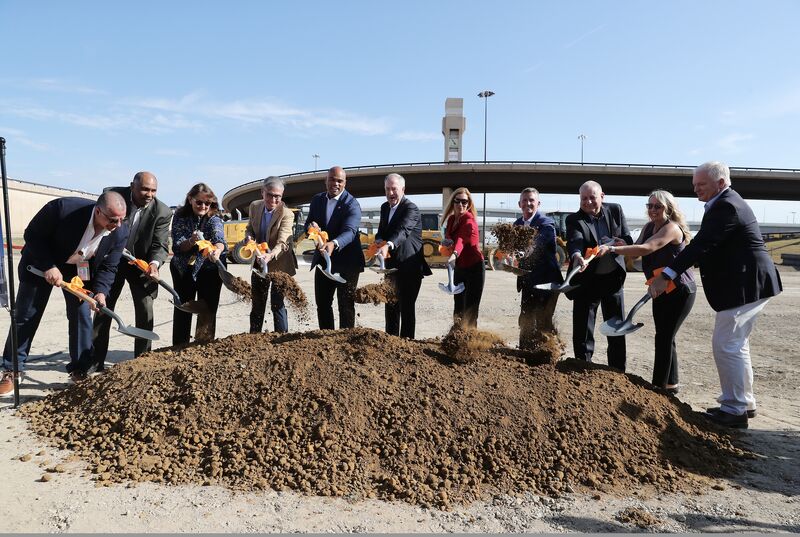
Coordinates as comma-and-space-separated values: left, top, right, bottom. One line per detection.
258, 210, 269, 243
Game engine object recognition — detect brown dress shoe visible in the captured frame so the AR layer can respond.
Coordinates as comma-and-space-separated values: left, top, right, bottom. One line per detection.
705, 409, 748, 429
0, 371, 23, 396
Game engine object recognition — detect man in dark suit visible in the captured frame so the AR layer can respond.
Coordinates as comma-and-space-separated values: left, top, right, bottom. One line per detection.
565, 180, 633, 371
304, 166, 364, 329
92, 172, 172, 370
375, 173, 432, 339
514, 187, 564, 349
0, 192, 128, 394
649, 161, 782, 428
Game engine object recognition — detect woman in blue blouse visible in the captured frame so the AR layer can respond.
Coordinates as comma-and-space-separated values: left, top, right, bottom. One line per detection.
170, 183, 227, 344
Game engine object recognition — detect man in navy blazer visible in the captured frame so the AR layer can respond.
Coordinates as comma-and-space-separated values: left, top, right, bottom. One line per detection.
514, 188, 564, 349
1, 192, 128, 394
304, 166, 364, 329
650, 161, 782, 428
375, 173, 432, 339
565, 181, 633, 371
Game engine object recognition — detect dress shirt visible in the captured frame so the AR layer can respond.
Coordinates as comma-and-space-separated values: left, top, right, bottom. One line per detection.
67, 212, 110, 265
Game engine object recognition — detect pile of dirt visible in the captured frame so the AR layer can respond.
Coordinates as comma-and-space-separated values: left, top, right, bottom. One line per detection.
21, 328, 749, 510
616, 506, 664, 529
354, 279, 398, 305
227, 275, 252, 302
441, 324, 505, 363
259, 272, 308, 312
492, 223, 538, 254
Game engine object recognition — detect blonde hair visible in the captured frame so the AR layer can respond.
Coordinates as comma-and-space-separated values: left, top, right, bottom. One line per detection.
648, 189, 692, 242
442, 187, 477, 226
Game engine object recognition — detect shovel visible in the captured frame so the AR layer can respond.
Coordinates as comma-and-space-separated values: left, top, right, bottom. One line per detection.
599, 268, 677, 337
371, 252, 398, 275
120, 249, 204, 314
27, 265, 159, 341
308, 228, 347, 283
495, 250, 530, 276
194, 232, 238, 292
534, 247, 600, 293
438, 261, 465, 295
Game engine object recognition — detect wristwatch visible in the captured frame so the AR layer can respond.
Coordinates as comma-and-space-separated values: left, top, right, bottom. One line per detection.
609, 245, 616, 253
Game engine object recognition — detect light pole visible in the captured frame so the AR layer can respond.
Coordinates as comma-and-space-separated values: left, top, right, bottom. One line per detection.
792, 211, 797, 224
312, 154, 320, 171
478, 90, 495, 251
578, 133, 587, 164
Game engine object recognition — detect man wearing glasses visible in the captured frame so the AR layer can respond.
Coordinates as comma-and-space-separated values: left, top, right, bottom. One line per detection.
91, 172, 172, 371
245, 177, 298, 333
1, 192, 129, 395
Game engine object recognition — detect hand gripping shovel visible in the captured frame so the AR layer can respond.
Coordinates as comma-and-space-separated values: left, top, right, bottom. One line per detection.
194, 233, 239, 292
308, 229, 346, 283
437, 244, 465, 294
120, 249, 204, 314
366, 242, 398, 275
495, 250, 530, 276
599, 268, 677, 337
27, 265, 160, 341
534, 246, 600, 293
241, 240, 270, 279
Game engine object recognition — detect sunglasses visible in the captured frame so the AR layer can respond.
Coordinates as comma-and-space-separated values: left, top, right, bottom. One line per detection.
454, 198, 470, 206
97, 207, 123, 225
194, 199, 215, 207
645, 203, 664, 210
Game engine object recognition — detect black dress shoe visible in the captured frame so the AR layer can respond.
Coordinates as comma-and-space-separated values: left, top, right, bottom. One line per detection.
705, 409, 748, 429
707, 406, 756, 419
65, 361, 77, 373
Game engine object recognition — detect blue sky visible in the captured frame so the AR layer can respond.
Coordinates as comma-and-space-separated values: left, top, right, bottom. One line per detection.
2, 0, 799, 223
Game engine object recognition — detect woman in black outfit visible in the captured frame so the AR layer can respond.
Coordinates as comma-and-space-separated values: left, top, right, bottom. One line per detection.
597, 190, 696, 393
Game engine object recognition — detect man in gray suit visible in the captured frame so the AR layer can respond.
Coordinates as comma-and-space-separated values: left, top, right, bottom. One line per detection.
91, 171, 172, 369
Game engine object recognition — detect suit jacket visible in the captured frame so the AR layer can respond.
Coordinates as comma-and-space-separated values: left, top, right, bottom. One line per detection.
19, 197, 128, 295
376, 197, 432, 276
669, 188, 782, 312
245, 200, 297, 275
303, 190, 365, 273
445, 212, 484, 268
108, 186, 172, 265
565, 203, 632, 298
514, 212, 563, 290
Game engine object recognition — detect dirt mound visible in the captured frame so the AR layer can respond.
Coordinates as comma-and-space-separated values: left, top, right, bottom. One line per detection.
492, 223, 538, 254
20, 328, 749, 510
441, 324, 505, 363
354, 279, 398, 305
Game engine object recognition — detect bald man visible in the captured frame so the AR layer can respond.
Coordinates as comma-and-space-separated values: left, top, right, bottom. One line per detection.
565, 180, 632, 371
92, 172, 172, 371
304, 166, 365, 329
1, 192, 129, 394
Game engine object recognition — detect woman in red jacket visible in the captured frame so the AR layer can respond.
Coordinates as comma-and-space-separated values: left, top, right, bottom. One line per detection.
442, 188, 485, 327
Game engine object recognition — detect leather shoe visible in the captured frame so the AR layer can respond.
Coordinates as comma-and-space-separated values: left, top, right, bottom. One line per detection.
705, 409, 748, 429
707, 406, 756, 419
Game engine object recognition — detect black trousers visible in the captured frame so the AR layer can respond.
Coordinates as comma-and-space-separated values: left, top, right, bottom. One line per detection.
250, 271, 288, 333
92, 262, 159, 369
572, 284, 626, 371
314, 269, 360, 330
519, 286, 559, 349
384, 271, 423, 339
171, 264, 223, 345
453, 261, 485, 328
652, 284, 696, 387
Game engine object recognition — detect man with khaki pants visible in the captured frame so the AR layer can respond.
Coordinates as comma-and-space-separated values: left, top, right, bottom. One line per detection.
245, 177, 298, 333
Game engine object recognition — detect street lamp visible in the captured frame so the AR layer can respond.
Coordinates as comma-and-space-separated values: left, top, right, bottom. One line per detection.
578, 133, 587, 164
312, 154, 320, 171
478, 90, 495, 251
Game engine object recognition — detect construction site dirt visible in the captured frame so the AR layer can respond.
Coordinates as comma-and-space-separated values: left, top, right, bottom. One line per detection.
2, 260, 799, 533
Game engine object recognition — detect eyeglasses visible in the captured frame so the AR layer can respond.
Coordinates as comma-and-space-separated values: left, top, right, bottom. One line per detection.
194, 199, 214, 207
454, 198, 470, 206
97, 207, 123, 225
645, 203, 665, 210
264, 193, 282, 199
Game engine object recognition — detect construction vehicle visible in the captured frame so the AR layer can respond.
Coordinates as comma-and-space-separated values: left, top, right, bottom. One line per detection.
224, 208, 305, 264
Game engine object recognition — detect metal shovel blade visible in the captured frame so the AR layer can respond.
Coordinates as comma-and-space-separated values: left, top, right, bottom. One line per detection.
370, 253, 398, 275
251, 254, 269, 279
99, 306, 160, 340
500, 260, 530, 276
438, 263, 465, 295
213, 258, 239, 291
599, 292, 652, 337
317, 250, 347, 283
535, 264, 582, 293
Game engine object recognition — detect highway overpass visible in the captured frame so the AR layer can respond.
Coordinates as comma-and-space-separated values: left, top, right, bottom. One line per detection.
222, 160, 800, 217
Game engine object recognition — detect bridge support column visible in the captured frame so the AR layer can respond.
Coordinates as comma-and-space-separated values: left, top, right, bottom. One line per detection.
442, 187, 453, 217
